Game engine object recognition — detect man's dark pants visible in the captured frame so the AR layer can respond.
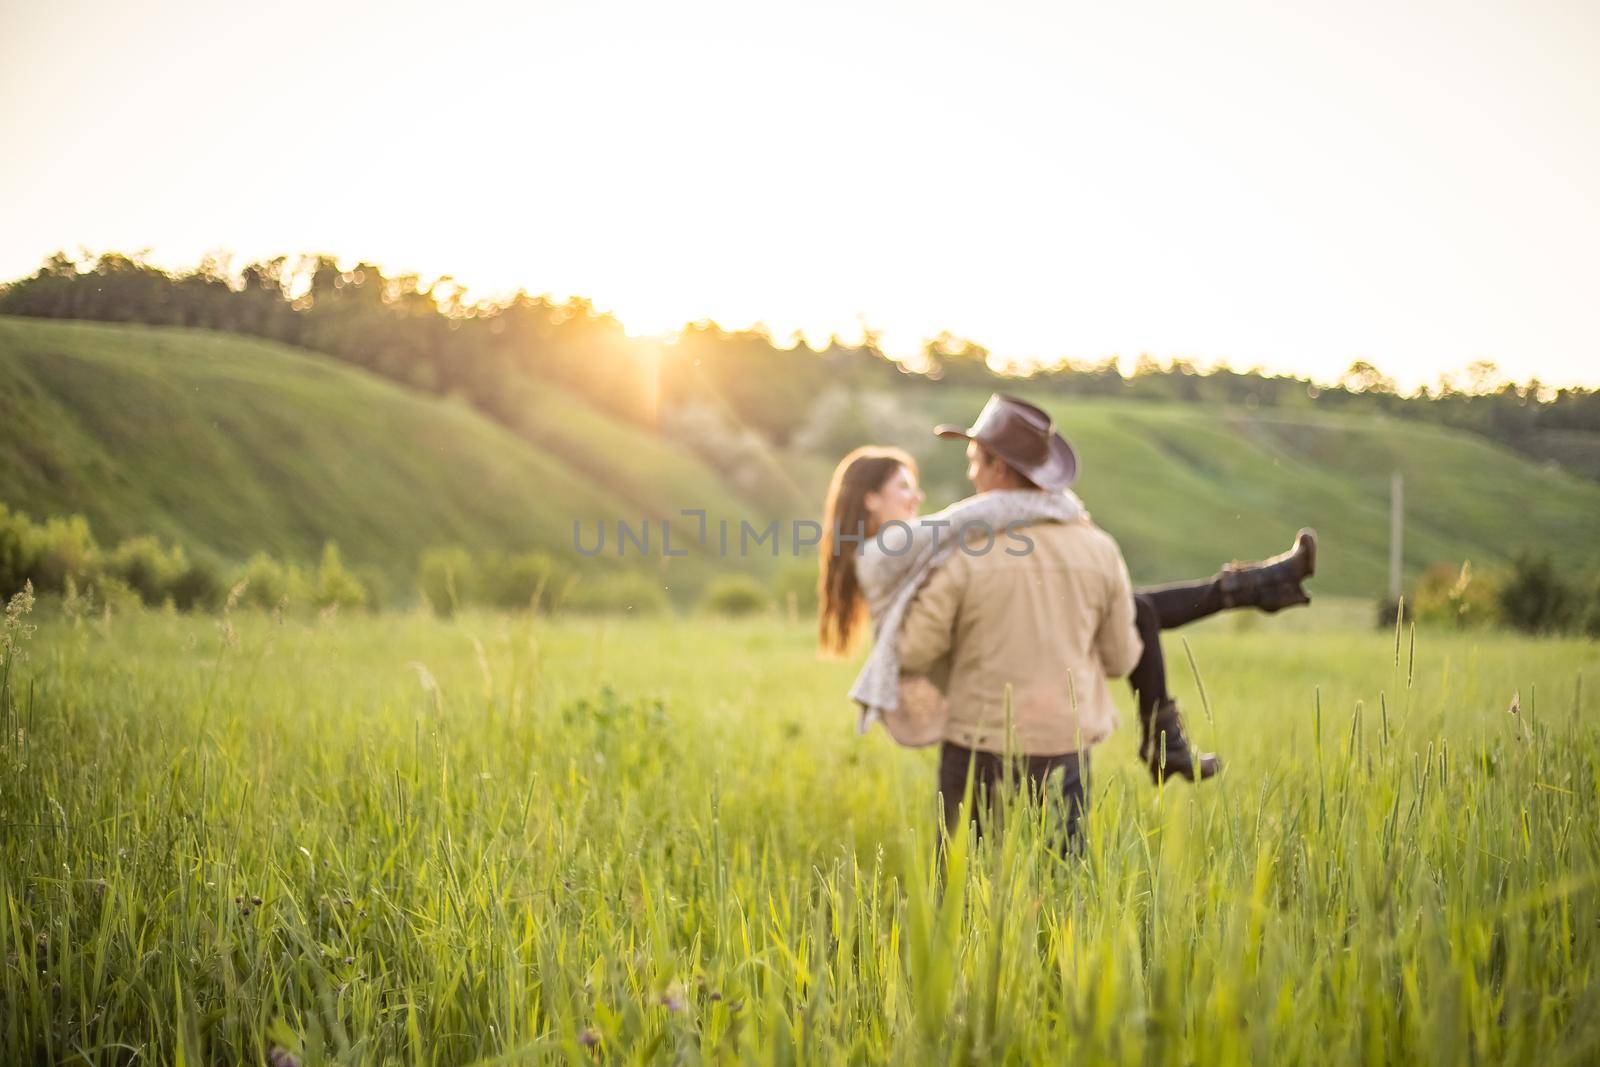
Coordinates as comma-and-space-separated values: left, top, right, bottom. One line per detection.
938, 742, 1091, 847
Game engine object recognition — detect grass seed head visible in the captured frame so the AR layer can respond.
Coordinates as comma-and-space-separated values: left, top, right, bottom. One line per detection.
659, 983, 687, 1013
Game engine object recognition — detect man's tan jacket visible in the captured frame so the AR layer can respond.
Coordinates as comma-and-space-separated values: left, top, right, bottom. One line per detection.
897, 515, 1142, 756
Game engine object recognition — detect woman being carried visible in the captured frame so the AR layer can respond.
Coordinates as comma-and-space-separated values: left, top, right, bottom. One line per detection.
818, 440, 1315, 782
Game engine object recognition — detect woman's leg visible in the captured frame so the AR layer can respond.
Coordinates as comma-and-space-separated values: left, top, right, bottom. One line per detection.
1125, 531, 1315, 784
1137, 577, 1225, 630
1138, 529, 1318, 631
1130, 593, 1218, 782
1128, 593, 1171, 716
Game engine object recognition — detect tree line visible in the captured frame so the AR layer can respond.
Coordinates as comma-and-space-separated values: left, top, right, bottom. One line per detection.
2, 251, 1596, 477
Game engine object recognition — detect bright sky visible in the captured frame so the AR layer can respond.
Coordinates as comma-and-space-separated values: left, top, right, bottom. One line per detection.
3, 0, 1597, 390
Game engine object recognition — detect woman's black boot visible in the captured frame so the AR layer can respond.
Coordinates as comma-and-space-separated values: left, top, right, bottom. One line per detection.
1140, 698, 1220, 784
1219, 528, 1317, 613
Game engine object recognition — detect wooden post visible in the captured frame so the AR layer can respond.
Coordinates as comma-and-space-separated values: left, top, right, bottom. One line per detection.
1388, 471, 1404, 601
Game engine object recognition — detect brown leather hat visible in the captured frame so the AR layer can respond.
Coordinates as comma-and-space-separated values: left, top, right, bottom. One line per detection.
934, 393, 1079, 490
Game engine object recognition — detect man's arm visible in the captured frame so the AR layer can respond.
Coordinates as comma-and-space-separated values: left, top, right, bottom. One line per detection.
1094, 548, 1143, 679
898, 552, 970, 675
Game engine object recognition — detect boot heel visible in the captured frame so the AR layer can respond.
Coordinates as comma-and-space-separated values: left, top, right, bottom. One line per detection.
1140, 699, 1220, 785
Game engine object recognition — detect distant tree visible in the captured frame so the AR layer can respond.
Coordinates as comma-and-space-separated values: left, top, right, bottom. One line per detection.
1466, 360, 1502, 395
921, 331, 996, 388
664, 323, 831, 444
1339, 360, 1397, 395
1497, 551, 1577, 634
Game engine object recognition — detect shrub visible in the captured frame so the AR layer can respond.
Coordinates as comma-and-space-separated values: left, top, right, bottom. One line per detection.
564, 572, 671, 616
0, 504, 39, 597
354, 566, 388, 613
103, 536, 187, 605
1582, 573, 1600, 640
234, 552, 297, 611
418, 548, 476, 617
89, 574, 144, 615
1375, 597, 1410, 629
481, 552, 568, 613
1497, 550, 1577, 634
166, 555, 224, 611
2, 503, 226, 610
27, 515, 99, 594
1412, 560, 1500, 629
773, 560, 819, 616
312, 542, 368, 612
701, 574, 770, 617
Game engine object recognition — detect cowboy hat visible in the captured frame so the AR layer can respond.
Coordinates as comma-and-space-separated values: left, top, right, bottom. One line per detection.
934, 393, 1079, 490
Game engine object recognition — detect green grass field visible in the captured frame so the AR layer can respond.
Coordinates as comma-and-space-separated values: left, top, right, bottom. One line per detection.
3, 603, 1597, 1064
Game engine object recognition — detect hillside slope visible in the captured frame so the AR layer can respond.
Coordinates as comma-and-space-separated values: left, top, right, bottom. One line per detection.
0, 317, 757, 593
889, 389, 1600, 595
4, 317, 1597, 603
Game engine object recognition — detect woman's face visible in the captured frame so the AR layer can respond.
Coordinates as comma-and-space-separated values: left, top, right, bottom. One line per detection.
864, 464, 924, 529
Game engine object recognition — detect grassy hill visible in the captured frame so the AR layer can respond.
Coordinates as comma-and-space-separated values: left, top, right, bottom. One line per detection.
880, 388, 1600, 596
4, 316, 1597, 604
0, 317, 761, 597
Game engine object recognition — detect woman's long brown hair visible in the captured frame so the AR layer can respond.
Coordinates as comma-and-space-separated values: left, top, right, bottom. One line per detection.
817, 446, 917, 656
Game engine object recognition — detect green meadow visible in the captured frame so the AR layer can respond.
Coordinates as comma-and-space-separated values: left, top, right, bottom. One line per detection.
3, 602, 1597, 1064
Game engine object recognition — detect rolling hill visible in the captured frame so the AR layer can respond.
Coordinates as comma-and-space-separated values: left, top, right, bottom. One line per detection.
3, 316, 1598, 603
877, 388, 1600, 595
0, 317, 763, 597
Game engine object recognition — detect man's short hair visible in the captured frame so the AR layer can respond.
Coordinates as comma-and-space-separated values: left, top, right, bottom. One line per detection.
976, 441, 1040, 490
